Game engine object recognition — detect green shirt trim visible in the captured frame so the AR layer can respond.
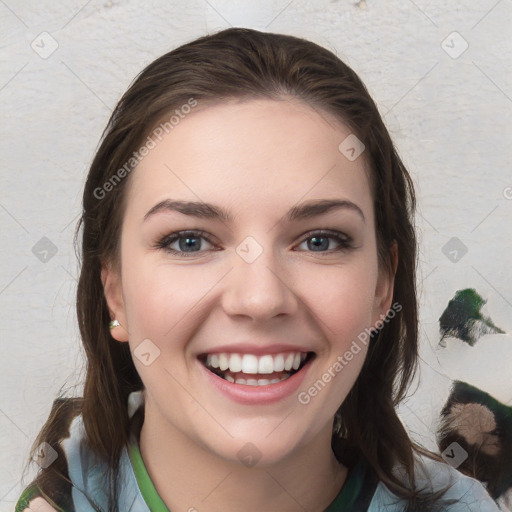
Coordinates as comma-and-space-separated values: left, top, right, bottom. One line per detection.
15, 484, 68, 512
128, 437, 366, 512
325, 459, 365, 510
15, 485, 41, 512
128, 440, 171, 512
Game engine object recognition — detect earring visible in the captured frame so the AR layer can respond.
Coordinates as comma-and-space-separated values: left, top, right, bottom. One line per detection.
109, 319, 120, 330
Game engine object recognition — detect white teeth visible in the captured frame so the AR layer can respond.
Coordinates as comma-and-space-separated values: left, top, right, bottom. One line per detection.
229, 353, 242, 373
227, 373, 292, 386
204, 351, 309, 375
241, 354, 259, 374
219, 353, 229, 371
273, 354, 285, 372
208, 353, 219, 368
243, 373, 290, 385
258, 355, 274, 374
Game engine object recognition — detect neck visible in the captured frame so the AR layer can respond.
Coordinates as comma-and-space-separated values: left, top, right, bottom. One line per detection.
138, 405, 347, 512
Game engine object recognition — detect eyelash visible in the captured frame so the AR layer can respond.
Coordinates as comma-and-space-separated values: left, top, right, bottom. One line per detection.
154, 229, 354, 257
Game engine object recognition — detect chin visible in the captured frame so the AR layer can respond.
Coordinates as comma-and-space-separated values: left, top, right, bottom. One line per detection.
185, 428, 291, 467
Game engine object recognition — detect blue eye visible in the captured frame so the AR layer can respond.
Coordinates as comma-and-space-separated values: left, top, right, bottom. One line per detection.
296, 230, 353, 254
156, 230, 215, 257
155, 229, 353, 257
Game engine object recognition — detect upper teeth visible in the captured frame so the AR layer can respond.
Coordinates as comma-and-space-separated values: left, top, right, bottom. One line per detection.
205, 352, 307, 374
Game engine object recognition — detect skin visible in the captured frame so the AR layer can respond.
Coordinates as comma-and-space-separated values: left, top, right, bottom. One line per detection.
102, 98, 396, 512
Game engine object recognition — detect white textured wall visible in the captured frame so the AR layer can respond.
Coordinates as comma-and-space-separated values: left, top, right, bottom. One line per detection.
1, 1, 511, 509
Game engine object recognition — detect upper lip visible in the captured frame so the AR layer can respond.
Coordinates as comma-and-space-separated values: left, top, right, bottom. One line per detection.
197, 342, 314, 356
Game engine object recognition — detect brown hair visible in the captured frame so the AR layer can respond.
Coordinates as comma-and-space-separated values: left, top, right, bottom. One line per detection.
24, 27, 457, 511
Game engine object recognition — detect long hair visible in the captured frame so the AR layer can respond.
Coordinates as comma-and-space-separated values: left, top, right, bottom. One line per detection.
24, 27, 457, 511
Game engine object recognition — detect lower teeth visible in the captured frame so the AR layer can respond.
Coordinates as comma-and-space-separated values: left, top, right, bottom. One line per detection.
223, 373, 291, 386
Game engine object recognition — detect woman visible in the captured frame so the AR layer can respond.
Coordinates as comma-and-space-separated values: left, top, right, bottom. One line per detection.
16, 28, 500, 512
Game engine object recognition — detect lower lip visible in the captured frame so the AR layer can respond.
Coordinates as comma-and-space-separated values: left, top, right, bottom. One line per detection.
198, 358, 312, 405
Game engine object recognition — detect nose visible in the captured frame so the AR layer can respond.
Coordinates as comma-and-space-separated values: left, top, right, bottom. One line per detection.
221, 241, 298, 322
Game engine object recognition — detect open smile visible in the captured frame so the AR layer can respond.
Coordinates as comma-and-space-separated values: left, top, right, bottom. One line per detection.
198, 351, 315, 386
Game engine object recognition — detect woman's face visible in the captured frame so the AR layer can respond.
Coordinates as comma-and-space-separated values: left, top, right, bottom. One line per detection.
103, 98, 395, 465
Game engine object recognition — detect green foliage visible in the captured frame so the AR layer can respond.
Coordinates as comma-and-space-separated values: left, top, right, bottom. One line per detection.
439, 288, 504, 346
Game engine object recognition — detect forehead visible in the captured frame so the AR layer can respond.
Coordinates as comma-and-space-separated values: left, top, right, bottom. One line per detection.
125, 98, 373, 222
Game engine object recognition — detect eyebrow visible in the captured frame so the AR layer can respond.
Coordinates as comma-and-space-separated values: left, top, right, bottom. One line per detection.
143, 198, 365, 224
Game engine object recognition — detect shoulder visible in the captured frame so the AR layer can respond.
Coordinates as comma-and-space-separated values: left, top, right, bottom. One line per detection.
15, 403, 88, 512
18, 496, 60, 512
14, 485, 62, 512
16, 392, 147, 511
418, 456, 499, 509
369, 454, 501, 511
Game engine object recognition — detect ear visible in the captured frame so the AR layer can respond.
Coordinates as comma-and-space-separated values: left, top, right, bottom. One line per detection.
371, 240, 398, 325
101, 262, 129, 342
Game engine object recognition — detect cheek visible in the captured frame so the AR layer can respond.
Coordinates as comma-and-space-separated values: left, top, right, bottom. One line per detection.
121, 253, 225, 355
120, 264, 201, 386
299, 257, 378, 339
123, 266, 195, 335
